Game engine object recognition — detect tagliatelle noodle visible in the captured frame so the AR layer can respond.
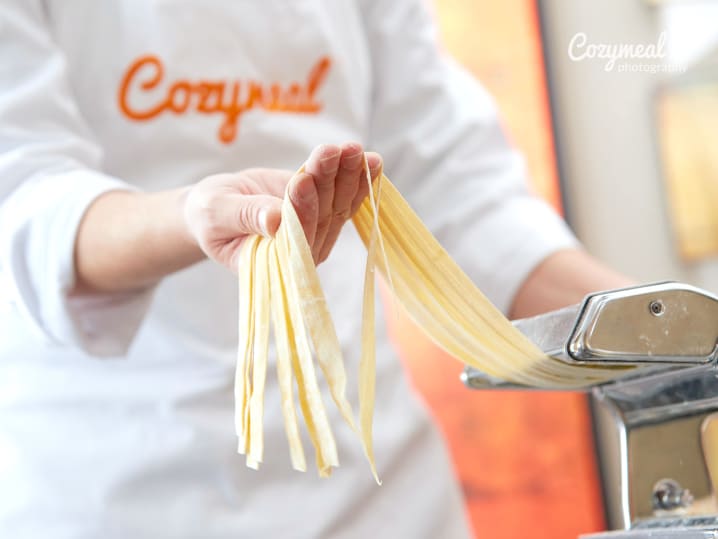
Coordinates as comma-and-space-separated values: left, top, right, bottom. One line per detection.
236, 162, 631, 480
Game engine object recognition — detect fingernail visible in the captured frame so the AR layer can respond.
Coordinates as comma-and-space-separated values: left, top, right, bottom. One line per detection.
341, 150, 363, 170
258, 208, 270, 236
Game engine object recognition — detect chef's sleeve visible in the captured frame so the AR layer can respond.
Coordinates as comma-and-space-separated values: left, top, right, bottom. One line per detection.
0, 0, 153, 356
359, 0, 579, 314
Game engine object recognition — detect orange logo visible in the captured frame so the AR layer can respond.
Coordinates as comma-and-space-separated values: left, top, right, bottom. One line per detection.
118, 54, 332, 144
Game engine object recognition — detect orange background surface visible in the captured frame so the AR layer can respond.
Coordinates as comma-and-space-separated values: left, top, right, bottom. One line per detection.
388, 1, 606, 537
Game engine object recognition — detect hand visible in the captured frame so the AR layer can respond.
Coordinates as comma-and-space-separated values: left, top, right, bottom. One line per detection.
183, 143, 383, 271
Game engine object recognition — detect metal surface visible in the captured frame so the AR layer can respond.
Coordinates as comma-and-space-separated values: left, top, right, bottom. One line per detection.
513, 303, 581, 359
582, 529, 718, 539
652, 479, 694, 512
460, 282, 718, 536
593, 366, 718, 530
570, 283, 718, 364
462, 282, 718, 390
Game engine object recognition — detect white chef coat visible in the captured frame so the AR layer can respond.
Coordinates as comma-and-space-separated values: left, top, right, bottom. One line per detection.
0, 1, 578, 538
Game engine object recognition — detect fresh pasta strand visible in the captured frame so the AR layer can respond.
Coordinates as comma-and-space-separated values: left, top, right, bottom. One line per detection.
236, 169, 631, 479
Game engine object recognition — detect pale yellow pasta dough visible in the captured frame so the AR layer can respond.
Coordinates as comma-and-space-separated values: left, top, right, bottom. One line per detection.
236, 163, 630, 480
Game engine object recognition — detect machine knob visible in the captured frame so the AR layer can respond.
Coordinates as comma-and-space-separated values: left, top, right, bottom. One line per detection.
652, 478, 694, 511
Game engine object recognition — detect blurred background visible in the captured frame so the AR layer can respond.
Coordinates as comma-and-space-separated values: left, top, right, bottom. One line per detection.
389, 1, 718, 537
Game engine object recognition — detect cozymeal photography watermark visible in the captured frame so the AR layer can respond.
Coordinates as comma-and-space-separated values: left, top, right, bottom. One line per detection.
568, 32, 686, 74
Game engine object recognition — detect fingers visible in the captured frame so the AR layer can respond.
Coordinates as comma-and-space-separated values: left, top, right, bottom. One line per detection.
183, 187, 282, 273
318, 152, 382, 263
316, 143, 364, 262
286, 144, 384, 264
287, 171, 319, 247
349, 152, 382, 216
223, 193, 283, 237
304, 144, 342, 260
185, 147, 383, 273
365, 152, 383, 181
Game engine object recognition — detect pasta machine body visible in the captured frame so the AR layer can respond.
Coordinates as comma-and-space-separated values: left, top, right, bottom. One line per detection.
462, 282, 718, 538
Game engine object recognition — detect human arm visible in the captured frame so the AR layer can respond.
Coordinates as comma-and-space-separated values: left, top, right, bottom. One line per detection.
359, 0, 626, 315
73, 144, 381, 294
508, 248, 634, 319
0, 0, 378, 354
0, 0, 144, 353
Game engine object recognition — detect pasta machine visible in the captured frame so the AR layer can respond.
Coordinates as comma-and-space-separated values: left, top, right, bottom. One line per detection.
462, 282, 718, 538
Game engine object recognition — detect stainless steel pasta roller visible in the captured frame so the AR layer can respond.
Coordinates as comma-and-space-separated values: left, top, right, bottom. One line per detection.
462, 282, 718, 538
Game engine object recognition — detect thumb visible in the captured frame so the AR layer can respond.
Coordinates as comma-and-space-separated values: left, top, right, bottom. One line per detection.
232, 194, 282, 237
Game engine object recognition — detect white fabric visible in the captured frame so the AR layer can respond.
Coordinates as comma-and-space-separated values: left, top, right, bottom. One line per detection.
0, 1, 578, 537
